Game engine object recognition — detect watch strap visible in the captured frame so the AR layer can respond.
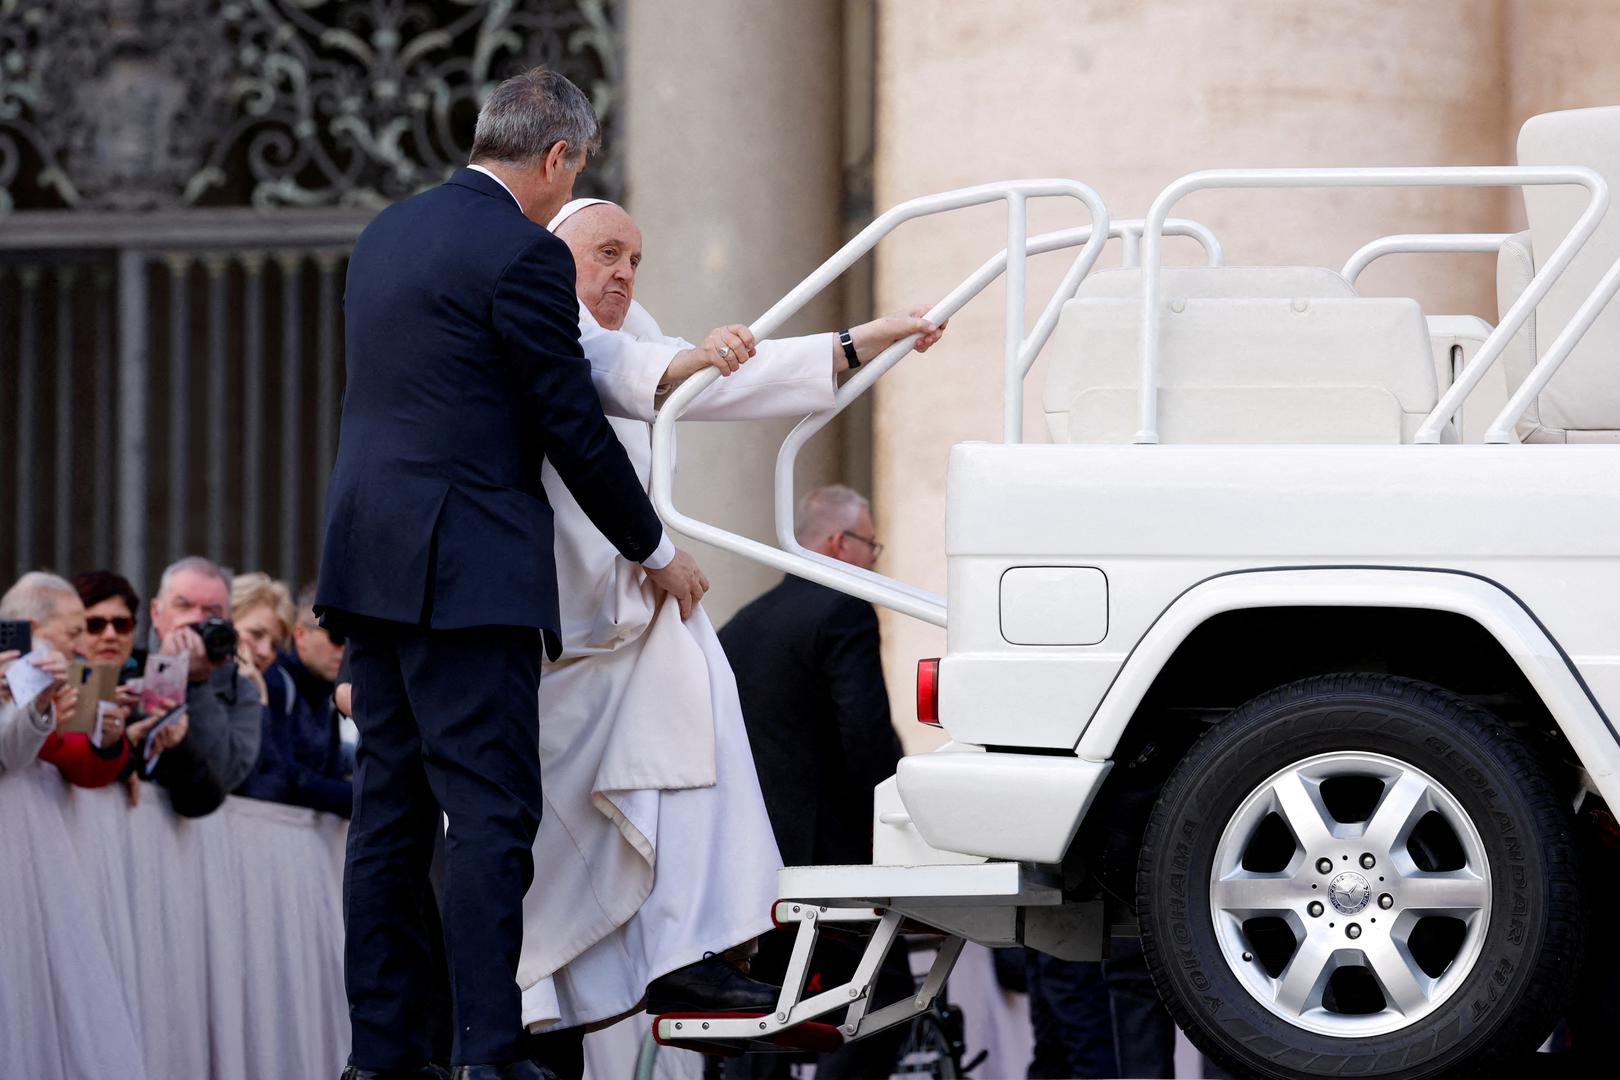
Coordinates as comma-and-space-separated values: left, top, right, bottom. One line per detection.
838, 328, 861, 369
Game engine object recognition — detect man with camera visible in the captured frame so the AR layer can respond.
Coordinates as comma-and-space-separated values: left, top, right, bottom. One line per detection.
138, 556, 261, 817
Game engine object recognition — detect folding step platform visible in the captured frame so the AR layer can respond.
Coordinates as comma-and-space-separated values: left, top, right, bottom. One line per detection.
652, 861, 1085, 1055
653, 1012, 844, 1057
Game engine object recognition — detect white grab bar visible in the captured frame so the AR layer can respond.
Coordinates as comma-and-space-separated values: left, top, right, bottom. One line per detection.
771, 218, 1223, 556
1135, 166, 1610, 445
1341, 233, 1514, 285
649, 180, 1110, 628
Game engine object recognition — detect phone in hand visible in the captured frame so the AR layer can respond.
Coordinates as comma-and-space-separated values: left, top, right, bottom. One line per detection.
0, 620, 30, 656
64, 659, 122, 734
140, 653, 188, 716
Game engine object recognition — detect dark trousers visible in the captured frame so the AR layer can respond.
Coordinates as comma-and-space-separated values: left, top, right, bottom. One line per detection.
343, 619, 544, 1068
1026, 954, 1116, 1079
1026, 939, 1177, 1080
1103, 937, 1176, 1080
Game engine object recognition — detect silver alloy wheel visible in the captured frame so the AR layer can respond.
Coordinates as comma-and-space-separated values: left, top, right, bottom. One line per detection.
1208, 751, 1491, 1038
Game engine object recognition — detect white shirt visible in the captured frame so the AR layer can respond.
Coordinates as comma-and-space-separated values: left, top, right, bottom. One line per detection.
467, 163, 522, 211
466, 162, 675, 570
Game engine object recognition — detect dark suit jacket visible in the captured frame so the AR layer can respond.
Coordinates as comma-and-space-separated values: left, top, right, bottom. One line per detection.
719, 575, 902, 867
317, 167, 661, 653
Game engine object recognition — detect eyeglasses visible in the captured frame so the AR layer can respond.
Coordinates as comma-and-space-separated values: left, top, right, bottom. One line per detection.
87, 616, 136, 635
843, 532, 884, 558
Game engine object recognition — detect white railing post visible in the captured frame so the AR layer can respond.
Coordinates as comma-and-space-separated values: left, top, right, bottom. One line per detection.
1003, 193, 1028, 443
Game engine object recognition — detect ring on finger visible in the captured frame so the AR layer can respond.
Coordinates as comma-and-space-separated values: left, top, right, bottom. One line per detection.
717, 344, 730, 358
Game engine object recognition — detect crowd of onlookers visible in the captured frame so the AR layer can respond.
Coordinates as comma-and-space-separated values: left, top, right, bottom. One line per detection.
0, 555, 354, 820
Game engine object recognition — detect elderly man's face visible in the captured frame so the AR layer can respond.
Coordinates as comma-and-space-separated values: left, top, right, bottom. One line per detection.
36, 593, 87, 658
558, 204, 642, 330
151, 568, 228, 641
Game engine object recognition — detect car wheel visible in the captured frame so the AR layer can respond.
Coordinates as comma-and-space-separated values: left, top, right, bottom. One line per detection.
1138, 673, 1583, 1078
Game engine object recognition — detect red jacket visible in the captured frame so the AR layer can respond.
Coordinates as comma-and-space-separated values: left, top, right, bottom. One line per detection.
38, 730, 128, 788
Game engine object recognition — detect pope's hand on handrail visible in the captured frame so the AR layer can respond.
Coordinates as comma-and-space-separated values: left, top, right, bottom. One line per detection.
648, 179, 1113, 627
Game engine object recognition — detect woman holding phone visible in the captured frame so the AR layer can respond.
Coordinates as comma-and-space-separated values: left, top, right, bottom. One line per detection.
72, 571, 190, 804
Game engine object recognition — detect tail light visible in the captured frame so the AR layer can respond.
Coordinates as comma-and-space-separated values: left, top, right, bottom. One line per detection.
916, 658, 941, 727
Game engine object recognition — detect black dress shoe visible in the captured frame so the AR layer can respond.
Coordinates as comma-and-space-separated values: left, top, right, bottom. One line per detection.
450, 1063, 557, 1080
340, 1065, 450, 1080
644, 952, 782, 1013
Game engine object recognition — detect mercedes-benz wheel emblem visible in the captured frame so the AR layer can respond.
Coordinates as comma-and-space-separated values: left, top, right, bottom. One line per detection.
1328, 871, 1372, 915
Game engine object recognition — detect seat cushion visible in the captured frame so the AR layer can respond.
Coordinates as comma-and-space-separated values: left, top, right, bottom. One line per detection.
1043, 294, 1438, 445
1517, 106, 1620, 439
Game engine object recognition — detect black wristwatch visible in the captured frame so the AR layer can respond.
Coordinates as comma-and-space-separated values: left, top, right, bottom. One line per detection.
838, 328, 861, 369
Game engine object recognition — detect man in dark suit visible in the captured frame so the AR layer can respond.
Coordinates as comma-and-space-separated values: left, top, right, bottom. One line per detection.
318, 68, 708, 1080
719, 484, 901, 868
719, 485, 906, 1080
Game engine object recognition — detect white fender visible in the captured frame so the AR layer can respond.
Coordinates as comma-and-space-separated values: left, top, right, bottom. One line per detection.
1073, 568, 1620, 806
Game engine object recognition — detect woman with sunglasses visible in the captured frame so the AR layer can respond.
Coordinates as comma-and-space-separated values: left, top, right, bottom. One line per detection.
72, 570, 190, 806
73, 570, 141, 676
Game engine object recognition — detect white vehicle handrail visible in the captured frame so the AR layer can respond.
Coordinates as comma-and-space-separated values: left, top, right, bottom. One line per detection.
770, 218, 1223, 556
1135, 167, 1611, 445
1341, 233, 1514, 285
649, 180, 1111, 627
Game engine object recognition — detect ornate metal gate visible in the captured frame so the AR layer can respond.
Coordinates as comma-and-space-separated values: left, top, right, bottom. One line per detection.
1, 0, 622, 596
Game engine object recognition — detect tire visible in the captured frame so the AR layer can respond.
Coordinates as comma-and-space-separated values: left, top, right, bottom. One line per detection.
1137, 673, 1583, 1079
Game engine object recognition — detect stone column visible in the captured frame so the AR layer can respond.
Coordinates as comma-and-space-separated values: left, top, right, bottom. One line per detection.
871, 0, 1510, 748
621, 0, 849, 624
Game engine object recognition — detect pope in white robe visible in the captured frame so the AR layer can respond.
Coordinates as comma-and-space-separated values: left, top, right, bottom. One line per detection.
516, 198, 943, 1033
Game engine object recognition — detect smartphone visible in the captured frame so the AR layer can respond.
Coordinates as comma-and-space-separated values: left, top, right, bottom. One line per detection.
0, 619, 30, 655
64, 659, 122, 734
140, 653, 188, 716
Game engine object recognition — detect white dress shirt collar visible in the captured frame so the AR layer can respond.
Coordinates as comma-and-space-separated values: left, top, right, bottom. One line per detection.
467, 163, 522, 213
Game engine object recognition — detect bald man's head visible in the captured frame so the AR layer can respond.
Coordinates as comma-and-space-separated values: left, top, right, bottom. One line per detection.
556, 202, 642, 330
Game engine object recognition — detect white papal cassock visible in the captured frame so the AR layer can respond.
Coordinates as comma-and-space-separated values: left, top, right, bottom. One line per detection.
516, 295, 836, 1031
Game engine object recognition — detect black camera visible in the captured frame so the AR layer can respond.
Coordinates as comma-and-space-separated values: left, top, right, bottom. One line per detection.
194, 616, 239, 663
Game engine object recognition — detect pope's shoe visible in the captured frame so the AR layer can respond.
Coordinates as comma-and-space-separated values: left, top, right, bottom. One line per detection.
644, 952, 782, 1014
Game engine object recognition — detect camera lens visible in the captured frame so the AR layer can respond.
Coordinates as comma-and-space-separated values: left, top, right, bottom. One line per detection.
195, 616, 239, 662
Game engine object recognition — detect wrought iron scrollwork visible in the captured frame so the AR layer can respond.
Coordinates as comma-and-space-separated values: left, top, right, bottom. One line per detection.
0, 0, 622, 213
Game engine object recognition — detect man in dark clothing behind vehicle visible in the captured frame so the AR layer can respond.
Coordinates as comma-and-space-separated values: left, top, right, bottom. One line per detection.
720, 484, 901, 866
719, 484, 906, 1080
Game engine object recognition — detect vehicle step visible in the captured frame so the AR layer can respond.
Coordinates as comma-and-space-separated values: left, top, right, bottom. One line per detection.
777, 861, 1060, 908
652, 1012, 843, 1056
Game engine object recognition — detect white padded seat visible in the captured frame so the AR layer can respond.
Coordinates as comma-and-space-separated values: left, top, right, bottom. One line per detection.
1043, 267, 1441, 444
1074, 264, 1358, 301
1510, 106, 1620, 442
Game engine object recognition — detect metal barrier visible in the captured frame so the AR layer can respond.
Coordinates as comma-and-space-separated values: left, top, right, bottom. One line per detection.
0, 208, 368, 591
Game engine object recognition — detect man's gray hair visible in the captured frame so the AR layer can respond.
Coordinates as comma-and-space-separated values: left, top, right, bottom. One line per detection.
794, 484, 871, 547
157, 555, 232, 601
0, 571, 79, 624
469, 66, 600, 168
296, 582, 320, 627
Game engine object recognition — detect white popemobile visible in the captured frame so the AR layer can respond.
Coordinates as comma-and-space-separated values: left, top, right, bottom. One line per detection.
645, 105, 1620, 1077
